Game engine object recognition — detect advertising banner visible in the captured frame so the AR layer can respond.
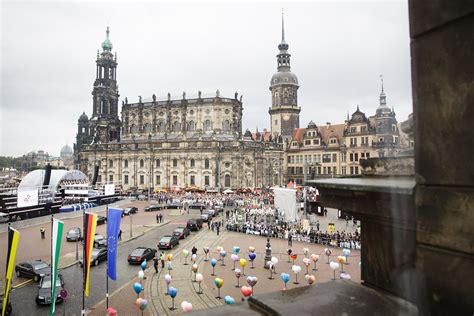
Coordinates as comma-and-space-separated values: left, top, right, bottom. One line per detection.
17, 189, 39, 207
104, 184, 115, 196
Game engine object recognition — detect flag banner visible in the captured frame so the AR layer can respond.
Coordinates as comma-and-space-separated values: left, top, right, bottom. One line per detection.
84, 212, 98, 296
107, 208, 123, 280
50, 218, 64, 315
2, 227, 19, 316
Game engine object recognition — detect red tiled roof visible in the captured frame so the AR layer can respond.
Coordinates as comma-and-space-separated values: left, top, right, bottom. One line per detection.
290, 124, 345, 145
251, 130, 272, 142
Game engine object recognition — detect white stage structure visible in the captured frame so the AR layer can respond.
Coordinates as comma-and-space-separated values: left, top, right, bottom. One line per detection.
273, 187, 298, 222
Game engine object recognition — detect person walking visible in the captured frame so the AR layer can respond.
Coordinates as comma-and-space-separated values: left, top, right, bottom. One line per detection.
40, 227, 45, 239
216, 225, 220, 236
191, 246, 197, 256
316, 220, 320, 231
118, 229, 122, 241
288, 232, 293, 247
153, 256, 159, 273
160, 251, 165, 269
156, 214, 159, 224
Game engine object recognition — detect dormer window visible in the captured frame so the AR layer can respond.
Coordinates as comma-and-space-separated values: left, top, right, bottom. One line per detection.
350, 127, 357, 133
292, 141, 298, 146
313, 139, 320, 145
305, 140, 311, 145
330, 138, 337, 144
361, 126, 367, 132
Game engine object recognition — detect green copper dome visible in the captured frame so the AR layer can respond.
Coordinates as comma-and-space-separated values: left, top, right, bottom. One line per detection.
101, 27, 113, 51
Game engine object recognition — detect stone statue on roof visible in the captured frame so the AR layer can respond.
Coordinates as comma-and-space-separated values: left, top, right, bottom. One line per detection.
198, 91, 202, 99
183, 91, 186, 99
139, 96, 142, 103
125, 97, 128, 104
167, 93, 171, 101
240, 95, 243, 102
235, 91, 238, 99
216, 89, 220, 97
152, 94, 156, 102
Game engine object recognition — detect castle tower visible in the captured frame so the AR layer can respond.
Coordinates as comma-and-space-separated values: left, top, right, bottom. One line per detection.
372, 75, 400, 148
88, 27, 121, 144
268, 11, 300, 142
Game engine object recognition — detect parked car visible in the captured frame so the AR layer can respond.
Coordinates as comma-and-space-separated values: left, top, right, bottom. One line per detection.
187, 219, 199, 231
35, 274, 65, 305
208, 209, 216, 217
66, 227, 82, 241
0, 294, 12, 316
127, 247, 157, 264
144, 204, 161, 212
201, 211, 209, 222
158, 235, 179, 249
80, 247, 108, 267
173, 227, 190, 239
195, 218, 204, 229
97, 215, 107, 225
123, 207, 138, 216
93, 234, 107, 248
15, 259, 50, 282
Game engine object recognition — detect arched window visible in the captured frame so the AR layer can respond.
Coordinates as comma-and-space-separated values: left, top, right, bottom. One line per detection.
143, 123, 151, 133
173, 159, 178, 167
157, 121, 166, 132
204, 159, 210, 169
131, 124, 138, 134
188, 121, 195, 131
172, 121, 181, 132
190, 159, 195, 168
225, 174, 231, 188
222, 120, 230, 131
203, 120, 212, 131
140, 159, 144, 168
155, 159, 160, 167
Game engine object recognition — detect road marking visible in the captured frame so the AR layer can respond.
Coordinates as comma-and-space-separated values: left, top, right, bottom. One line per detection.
12, 279, 32, 289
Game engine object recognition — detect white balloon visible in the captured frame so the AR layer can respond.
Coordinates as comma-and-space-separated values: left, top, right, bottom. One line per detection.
195, 273, 203, 282
138, 270, 144, 279
271, 257, 278, 264
329, 262, 340, 270
292, 265, 302, 274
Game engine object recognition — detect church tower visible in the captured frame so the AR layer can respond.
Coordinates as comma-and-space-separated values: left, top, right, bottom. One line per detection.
89, 27, 121, 144
269, 11, 300, 142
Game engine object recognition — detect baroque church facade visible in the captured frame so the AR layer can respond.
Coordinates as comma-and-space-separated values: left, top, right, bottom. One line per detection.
75, 18, 405, 190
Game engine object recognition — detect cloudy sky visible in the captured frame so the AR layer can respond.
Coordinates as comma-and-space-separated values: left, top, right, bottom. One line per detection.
0, 0, 412, 157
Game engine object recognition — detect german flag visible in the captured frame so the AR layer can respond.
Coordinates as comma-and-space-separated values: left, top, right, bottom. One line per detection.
83, 212, 97, 296
2, 227, 19, 316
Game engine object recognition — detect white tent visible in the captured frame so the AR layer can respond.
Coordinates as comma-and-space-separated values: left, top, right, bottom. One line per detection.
273, 187, 298, 222
223, 189, 234, 194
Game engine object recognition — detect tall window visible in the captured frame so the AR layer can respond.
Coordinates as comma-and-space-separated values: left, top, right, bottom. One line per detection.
222, 120, 230, 131
188, 121, 195, 131
204, 159, 210, 169
124, 159, 128, 168
140, 175, 144, 185
124, 175, 129, 184
204, 120, 212, 131
173, 159, 178, 167
332, 154, 337, 162
190, 175, 195, 185
172, 175, 178, 185
158, 121, 166, 132
109, 175, 113, 182
225, 174, 231, 187
190, 159, 195, 168
172, 121, 181, 132
109, 159, 113, 168
204, 175, 210, 186
156, 175, 160, 185
155, 159, 160, 167
140, 159, 144, 168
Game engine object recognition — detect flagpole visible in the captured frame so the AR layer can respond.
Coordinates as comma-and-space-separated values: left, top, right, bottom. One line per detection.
82, 208, 85, 315
51, 215, 53, 312
106, 205, 109, 309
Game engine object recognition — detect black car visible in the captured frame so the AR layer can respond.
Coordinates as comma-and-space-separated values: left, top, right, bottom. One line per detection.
187, 219, 200, 231
97, 215, 107, 225
144, 204, 162, 212
0, 294, 12, 316
66, 227, 82, 241
35, 274, 65, 305
15, 260, 50, 282
123, 207, 138, 216
173, 227, 190, 239
80, 247, 108, 267
127, 247, 157, 264
93, 234, 107, 248
158, 235, 179, 249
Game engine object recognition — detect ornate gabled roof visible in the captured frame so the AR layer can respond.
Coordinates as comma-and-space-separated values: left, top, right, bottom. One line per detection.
307, 121, 317, 128
349, 105, 368, 124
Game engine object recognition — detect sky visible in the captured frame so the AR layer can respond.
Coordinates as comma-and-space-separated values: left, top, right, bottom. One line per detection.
0, 0, 412, 157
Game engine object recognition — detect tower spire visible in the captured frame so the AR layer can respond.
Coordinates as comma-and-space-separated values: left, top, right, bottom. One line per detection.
281, 9, 285, 43
379, 74, 387, 106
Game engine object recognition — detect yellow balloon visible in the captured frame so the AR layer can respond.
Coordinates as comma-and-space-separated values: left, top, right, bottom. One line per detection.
167, 254, 173, 261
337, 255, 346, 264
240, 258, 247, 267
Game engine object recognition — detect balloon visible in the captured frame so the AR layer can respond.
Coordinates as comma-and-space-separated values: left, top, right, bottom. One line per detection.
182, 249, 189, 257
181, 301, 193, 312
248, 252, 256, 261
287, 248, 292, 255
280, 273, 290, 283
305, 274, 315, 285
192, 263, 198, 273
290, 254, 297, 261
138, 270, 144, 280
267, 261, 273, 269
291, 265, 302, 274
325, 248, 332, 256
239, 258, 247, 268
168, 287, 177, 298
342, 248, 351, 257
106, 307, 117, 316
224, 295, 235, 305
246, 276, 258, 287
191, 254, 197, 262
211, 258, 217, 267
167, 261, 173, 270
337, 256, 346, 264
303, 258, 311, 266
248, 246, 255, 253
231, 254, 239, 262
196, 273, 203, 283
133, 282, 142, 294
140, 260, 147, 270
233, 246, 240, 254
234, 268, 242, 278
220, 250, 227, 257
303, 248, 309, 255
311, 254, 319, 262
135, 298, 143, 309
214, 277, 224, 288
329, 262, 340, 270
164, 274, 172, 284
340, 272, 352, 280
167, 254, 173, 261
216, 246, 223, 252
240, 286, 253, 297
139, 298, 148, 310
271, 257, 278, 265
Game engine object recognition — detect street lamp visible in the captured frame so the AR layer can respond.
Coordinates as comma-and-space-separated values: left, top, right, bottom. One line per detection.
130, 210, 133, 238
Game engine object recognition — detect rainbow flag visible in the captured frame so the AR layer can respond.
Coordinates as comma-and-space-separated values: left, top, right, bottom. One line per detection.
2, 226, 19, 316
83, 212, 97, 296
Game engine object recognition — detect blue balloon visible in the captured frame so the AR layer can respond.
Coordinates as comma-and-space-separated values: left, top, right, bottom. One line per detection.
248, 252, 256, 261
133, 282, 142, 294
211, 258, 217, 267
280, 273, 290, 283
168, 287, 177, 298
233, 246, 240, 254
141, 260, 147, 270
224, 295, 235, 305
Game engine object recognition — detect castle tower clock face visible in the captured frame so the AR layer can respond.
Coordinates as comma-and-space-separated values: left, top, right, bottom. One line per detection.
283, 114, 290, 121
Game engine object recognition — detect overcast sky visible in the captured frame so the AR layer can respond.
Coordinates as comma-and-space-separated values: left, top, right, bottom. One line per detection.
0, 0, 412, 157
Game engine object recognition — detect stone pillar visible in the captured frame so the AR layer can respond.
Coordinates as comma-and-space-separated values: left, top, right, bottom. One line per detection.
409, 1, 474, 314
